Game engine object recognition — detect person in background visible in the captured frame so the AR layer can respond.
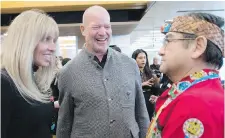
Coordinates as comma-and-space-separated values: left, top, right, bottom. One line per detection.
61, 58, 71, 66
146, 12, 224, 138
1, 9, 59, 138
109, 45, 122, 53
56, 5, 149, 138
150, 57, 161, 78
132, 49, 160, 120
149, 74, 173, 105
47, 56, 63, 136
159, 74, 173, 94
50, 57, 70, 137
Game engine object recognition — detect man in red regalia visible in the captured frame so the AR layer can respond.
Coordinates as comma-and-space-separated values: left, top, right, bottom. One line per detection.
146, 12, 224, 138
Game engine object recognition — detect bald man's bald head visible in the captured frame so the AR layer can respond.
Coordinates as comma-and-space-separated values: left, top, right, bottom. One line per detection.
80, 5, 112, 56
82, 5, 110, 27
153, 57, 159, 65
153, 57, 159, 60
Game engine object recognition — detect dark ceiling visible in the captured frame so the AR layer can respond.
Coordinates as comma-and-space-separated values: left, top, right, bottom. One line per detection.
1, 9, 146, 26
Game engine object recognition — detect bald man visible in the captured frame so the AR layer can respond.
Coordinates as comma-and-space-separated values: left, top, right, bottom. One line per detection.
56, 6, 149, 138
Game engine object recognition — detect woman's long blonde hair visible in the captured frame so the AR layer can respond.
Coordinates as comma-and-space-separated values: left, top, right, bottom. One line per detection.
1, 9, 59, 103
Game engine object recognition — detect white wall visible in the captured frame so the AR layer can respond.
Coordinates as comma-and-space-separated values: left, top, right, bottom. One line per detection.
110, 34, 163, 62
110, 35, 133, 57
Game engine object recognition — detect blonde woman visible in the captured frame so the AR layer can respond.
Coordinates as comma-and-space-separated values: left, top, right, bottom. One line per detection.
1, 9, 59, 138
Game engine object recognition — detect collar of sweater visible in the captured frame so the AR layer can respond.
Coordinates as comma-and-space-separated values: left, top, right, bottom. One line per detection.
82, 43, 113, 62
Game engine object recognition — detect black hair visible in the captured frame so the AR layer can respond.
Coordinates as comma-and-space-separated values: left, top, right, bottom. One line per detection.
132, 49, 152, 78
109, 45, 121, 53
62, 58, 71, 66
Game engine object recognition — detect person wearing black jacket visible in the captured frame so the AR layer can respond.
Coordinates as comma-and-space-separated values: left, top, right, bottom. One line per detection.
150, 57, 161, 78
132, 49, 160, 120
1, 9, 59, 138
159, 74, 173, 95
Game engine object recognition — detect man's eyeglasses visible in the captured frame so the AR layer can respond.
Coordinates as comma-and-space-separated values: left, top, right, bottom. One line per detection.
162, 38, 196, 46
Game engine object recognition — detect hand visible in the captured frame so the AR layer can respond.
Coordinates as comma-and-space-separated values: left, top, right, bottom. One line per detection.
142, 78, 155, 87
142, 81, 153, 87
50, 96, 54, 102
148, 78, 155, 86
54, 101, 60, 108
149, 95, 158, 103
142, 81, 151, 87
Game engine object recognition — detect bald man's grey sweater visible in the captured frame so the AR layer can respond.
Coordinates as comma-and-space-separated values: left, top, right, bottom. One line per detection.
56, 47, 149, 138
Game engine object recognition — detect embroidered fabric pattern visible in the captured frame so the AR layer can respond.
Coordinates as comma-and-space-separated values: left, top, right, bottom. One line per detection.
146, 69, 220, 138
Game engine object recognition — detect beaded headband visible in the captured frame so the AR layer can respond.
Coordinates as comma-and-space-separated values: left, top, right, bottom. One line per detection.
161, 15, 224, 55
